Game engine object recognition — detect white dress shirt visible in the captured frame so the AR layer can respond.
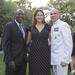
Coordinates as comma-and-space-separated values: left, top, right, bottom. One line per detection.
15, 20, 25, 40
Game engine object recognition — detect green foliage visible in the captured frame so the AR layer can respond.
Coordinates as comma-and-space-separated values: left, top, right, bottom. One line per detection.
73, 26, 75, 30
0, 0, 17, 36
14, 0, 33, 26
0, 0, 33, 36
47, 0, 75, 27
14, 0, 32, 9
23, 9, 33, 26
2, 1, 17, 25
0, 0, 5, 36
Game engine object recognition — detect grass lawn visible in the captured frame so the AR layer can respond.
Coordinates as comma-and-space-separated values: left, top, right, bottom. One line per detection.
0, 52, 5, 75
0, 51, 71, 75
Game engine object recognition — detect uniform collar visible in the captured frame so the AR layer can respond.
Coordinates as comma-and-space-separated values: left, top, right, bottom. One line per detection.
53, 19, 60, 25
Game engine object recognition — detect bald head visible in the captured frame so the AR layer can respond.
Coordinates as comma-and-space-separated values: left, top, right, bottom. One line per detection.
50, 8, 60, 22
50, 8, 60, 14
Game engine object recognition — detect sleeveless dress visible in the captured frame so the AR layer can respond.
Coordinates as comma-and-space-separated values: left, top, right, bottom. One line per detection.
29, 24, 51, 75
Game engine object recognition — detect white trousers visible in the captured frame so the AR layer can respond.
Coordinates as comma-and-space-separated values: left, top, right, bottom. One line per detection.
52, 65, 68, 75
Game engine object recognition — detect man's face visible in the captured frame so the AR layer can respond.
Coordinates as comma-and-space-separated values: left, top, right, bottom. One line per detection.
16, 10, 25, 23
50, 9, 60, 22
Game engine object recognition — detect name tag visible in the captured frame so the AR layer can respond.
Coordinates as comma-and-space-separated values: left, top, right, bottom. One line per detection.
54, 27, 59, 32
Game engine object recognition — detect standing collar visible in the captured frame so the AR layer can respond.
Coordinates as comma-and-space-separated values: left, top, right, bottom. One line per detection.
53, 19, 60, 24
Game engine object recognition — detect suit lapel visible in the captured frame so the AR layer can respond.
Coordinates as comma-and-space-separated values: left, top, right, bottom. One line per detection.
13, 21, 27, 41
13, 21, 23, 38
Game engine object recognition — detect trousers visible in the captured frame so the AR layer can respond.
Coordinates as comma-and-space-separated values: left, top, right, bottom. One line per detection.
52, 65, 68, 75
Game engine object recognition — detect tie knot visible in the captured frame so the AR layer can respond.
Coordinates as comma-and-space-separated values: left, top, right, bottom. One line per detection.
19, 24, 23, 29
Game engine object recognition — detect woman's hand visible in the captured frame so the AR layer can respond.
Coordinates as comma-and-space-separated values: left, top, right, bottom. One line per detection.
8, 61, 15, 69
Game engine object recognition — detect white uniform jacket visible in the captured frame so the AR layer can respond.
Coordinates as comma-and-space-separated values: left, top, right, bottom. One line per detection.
51, 19, 73, 65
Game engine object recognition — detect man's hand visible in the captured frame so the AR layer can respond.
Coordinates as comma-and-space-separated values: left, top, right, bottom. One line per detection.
61, 62, 68, 67
8, 61, 15, 69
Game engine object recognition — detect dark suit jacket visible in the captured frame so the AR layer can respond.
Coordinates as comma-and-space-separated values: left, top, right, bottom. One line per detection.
2, 20, 28, 65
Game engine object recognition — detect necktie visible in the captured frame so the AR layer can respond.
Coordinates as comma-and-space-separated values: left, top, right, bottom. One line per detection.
19, 24, 25, 40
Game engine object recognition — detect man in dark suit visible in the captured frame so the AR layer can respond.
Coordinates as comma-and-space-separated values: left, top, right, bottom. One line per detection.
2, 9, 28, 75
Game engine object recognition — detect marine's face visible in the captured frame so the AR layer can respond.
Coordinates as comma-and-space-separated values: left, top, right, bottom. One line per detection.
50, 9, 60, 22
35, 11, 44, 23
16, 10, 25, 23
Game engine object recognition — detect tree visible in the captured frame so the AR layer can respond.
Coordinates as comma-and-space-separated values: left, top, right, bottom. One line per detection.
47, 0, 75, 27
3, 1, 17, 24
14, 0, 32, 9
13, 0, 33, 26
0, 0, 33, 27
0, 0, 5, 36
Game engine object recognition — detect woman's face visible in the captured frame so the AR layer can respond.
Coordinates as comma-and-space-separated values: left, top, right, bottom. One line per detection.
35, 11, 44, 23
